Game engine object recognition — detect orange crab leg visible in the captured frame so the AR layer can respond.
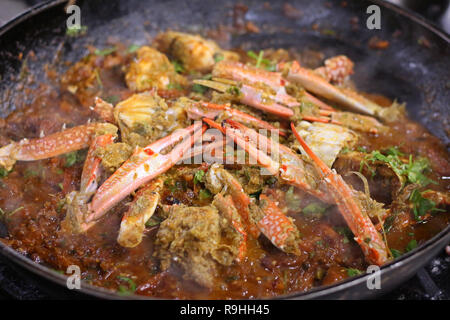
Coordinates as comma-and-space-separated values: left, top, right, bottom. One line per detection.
199, 102, 287, 136
80, 134, 115, 194
0, 123, 117, 170
258, 195, 300, 255
213, 193, 248, 260
86, 123, 205, 223
291, 122, 389, 265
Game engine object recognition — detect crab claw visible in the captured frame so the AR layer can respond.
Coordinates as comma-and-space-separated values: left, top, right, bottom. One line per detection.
0, 123, 117, 171
202, 118, 331, 203
291, 122, 389, 265
85, 122, 205, 224
62, 133, 115, 234
285, 61, 399, 122
186, 100, 286, 136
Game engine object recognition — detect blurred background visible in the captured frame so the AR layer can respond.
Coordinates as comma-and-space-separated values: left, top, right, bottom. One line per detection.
1, 0, 449, 33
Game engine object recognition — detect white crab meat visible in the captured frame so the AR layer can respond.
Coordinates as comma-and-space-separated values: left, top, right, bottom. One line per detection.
293, 121, 357, 167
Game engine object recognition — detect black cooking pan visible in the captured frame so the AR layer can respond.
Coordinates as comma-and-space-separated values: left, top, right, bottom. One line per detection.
0, 0, 448, 299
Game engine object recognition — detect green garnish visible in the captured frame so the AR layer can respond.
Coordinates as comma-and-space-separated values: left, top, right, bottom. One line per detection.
0, 167, 10, 178
390, 248, 403, 258
226, 86, 241, 96
117, 276, 137, 295
409, 189, 444, 221
94, 69, 103, 88
406, 239, 418, 252
66, 25, 88, 37
346, 268, 362, 277
172, 61, 184, 73
246, 50, 275, 71
94, 47, 117, 56
199, 189, 212, 200
127, 44, 141, 53
64, 152, 78, 167
58, 183, 64, 190
302, 203, 327, 216
104, 95, 120, 104
145, 216, 163, 227
249, 189, 262, 200
285, 186, 302, 211
192, 83, 207, 94
360, 148, 436, 187
265, 176, 278, 185
167, 82, 183, 91
193, 170, 205, 185
24, 169, 39, 178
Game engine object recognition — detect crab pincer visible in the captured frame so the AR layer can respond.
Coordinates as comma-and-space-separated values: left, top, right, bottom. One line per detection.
291, 122, 389, 265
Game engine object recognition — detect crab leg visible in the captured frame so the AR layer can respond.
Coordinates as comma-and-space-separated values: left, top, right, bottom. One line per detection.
194, 79, 294, 118
86, 123, 205, 223
203, 118, 331, 202
213, 193, 248, 260
186, 101, 286, 136
117, 178, 163, 248
212, 60, 300, 108
284, 61, 390, 120
291, 122, 389, 265
61, 133, 115, 233
0, 123, 117, 171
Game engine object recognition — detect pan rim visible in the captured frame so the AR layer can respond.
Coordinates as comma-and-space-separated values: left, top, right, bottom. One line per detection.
0, 0, 448, 300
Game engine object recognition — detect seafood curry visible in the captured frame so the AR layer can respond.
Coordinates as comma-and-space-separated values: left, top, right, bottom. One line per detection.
0, 31, 448, 299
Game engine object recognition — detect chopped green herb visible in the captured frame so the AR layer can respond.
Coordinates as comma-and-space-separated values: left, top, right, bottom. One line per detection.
193, 170, 205, 185
167, 82, 183, 90
360, 148, 436, 187
192, 83, 207, 94
172, 61, 184, 73
94, 69, 103, 88
340, 147, 351, 154
94, 47, 117, 56
116, 276, 137, 295
145, 216, 163, 227
213, 53, 224, 63
56, 168, 64, 175
104, 95, 120, 104
383, 214, 396, 233
66, 25, 88, 37
409, 189, 444, 221
58, 183, 64, 190
302, 203, 326, 216
246, 50, 275, 71
265, 176, 278, 185
285, 186, 302, 211
406, 239, 418, 252
64, 152, 78, 167
357, 146, 368, 153
346, 268, 362, 277
249, 189, 262, 200
390, 248, 403, 258
199, 189, 212, 200
127, 44, 141, 53
226, 86, 241, 96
